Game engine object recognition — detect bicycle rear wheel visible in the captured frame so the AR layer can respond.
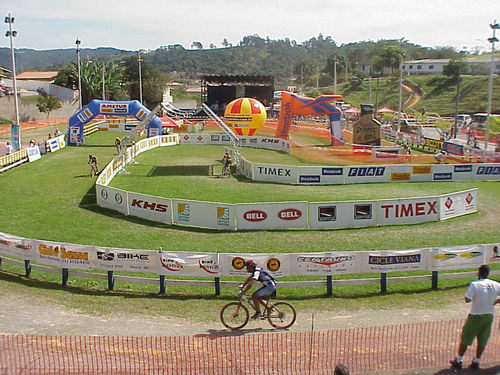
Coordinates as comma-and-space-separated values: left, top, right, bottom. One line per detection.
267, 302, 296, 329
220, 302, 249, 330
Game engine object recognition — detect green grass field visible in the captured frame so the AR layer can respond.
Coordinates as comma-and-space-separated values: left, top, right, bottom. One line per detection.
1, 130, 499, 318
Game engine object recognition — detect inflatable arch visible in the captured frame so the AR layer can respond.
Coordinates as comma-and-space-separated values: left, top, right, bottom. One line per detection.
275, 92, 344, 146
67, 99, 162, 145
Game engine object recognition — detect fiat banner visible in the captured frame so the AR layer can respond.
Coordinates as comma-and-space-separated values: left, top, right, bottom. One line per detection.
429, 245, 485, 271
219, 253, 290, 277
236, 202, 307, 230
364, 249, 428, 272
439, 189, 478, 220
290, 252, 363, 275
157, 251, 219, 276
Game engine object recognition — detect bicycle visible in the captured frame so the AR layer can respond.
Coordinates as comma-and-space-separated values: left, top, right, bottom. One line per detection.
220, 286, 296, 330
221, 162, 231, 177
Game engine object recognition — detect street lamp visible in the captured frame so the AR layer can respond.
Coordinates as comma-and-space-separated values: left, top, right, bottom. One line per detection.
397, 38, 405, 132
137, 50, 143, 104
5, 13, 20, 150
75, 39, 82, 110
484, 20, 500, 151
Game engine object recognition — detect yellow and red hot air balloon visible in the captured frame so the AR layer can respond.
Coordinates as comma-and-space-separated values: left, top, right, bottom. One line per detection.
224, 97, 267, 136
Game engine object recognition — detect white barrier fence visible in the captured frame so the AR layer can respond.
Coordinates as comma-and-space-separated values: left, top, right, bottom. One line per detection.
1, 231, 499, 277
95, 134, 484, 231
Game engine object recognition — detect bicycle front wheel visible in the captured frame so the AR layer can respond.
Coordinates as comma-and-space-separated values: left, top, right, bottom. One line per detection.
220, 302, 249, 330
267, 302, 296, 329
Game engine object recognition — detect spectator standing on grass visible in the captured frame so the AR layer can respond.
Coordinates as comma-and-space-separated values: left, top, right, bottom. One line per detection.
450, 265, 500, 370
5, 142, 14, 155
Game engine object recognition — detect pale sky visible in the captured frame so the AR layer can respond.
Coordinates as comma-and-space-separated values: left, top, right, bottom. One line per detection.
1, 0, 499, 53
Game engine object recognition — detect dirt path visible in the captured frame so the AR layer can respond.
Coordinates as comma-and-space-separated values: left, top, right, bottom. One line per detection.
0, 291, 472, 337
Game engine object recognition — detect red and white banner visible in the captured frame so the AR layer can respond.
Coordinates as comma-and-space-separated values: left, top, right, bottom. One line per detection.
128, 192, 173, 225
439, 189, 478, 220
157, 251, 219, 276
236, 202, 307, 230
377, 196, 439, 225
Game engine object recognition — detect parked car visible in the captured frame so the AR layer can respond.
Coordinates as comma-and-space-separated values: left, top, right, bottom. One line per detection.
456, 114, 471, 127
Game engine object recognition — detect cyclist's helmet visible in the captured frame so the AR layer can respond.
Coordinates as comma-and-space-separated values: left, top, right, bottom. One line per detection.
244, 260, 257, 268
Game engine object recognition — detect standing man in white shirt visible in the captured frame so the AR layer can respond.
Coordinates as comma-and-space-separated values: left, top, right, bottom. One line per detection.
450, 265, 500, 370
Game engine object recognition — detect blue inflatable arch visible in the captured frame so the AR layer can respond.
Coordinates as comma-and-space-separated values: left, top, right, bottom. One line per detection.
67, 99, 162, 145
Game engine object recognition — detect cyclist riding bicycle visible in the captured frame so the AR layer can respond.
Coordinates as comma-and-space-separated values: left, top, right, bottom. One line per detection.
241, 260, 277, 319
222, 152, 232, 175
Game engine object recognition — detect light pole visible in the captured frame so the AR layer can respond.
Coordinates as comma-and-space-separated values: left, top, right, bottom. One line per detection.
5, 14, 20, 150
137, 50, 143, 104
75, 39, 82, 110
101, 63, 105, 100
397, 38, 405, 131
485, 20, 500, 151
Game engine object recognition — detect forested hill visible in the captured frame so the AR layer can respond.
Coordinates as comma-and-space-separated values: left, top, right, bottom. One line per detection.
0, 35, 462, 85
0, 47, 133, 72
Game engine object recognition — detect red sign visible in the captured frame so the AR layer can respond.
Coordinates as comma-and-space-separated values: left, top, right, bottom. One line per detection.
278, 208, 302, 220
243, 210, 267, 222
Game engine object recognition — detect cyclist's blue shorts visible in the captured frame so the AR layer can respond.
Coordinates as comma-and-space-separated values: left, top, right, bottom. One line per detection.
254, 284, 276, 300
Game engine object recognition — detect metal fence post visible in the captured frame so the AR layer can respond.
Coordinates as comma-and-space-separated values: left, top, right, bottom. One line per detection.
107, 271, 114, 291
62, 268, 69, 286
159, 275, 166, 294
326, 275, 333, 296
432, 271, 439, 289
380, 273, 387, 293
214, 277, 221, 296
24, 260, 31, 278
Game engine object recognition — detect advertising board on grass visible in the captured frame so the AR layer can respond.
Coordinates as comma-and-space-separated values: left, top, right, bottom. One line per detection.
219, 253, 289, 277
96, 186, 129, 215
363, 249, 428, 272
128, 192, 173, 225
157, 251, 219, 276
376, 196, 439, 226
290, 252, 363, 275
94, 247, 155, 272
236, 202, 307, 230
429, 245, 485, 271
439, 189, 478, 220
173, 199, 236, 230
253, 163, 298, 184
344, 165, 389, 184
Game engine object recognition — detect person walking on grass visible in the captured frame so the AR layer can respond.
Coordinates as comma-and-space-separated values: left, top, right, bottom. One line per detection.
450, 265, 500, 370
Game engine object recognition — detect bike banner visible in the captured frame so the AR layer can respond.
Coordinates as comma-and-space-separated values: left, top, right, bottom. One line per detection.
157, 251, 219, 276
429, 244, 485, 271
94, 247, 156, 273
219, 253, 290, 277
363, 249, 428, 272
290, 252, 363, 275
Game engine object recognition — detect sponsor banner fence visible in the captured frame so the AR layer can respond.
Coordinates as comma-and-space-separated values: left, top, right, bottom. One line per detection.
253, 163, 298, 184
389, 165, 431, 182
27, 146, 41, 163
236, 202, 307, 230
94, 247, 156, 272
344, 165, 389, 184
319, 166, 345, 185
179, 133, 208, 145
158, 251, 219, 276
297, 166, 344, 185
128, 191, 173, 225
219, 253, 290, 277
0, 232, 34, 260
173, 199, 236, 230
473, 163, 500, 180
440, 189, 478, 220
47, 135, 65, 153
429, 245, 485, 271
33, 239, 93, 270
291, 252, 363, 275
96, 186, 129, 215
237, 156, 254, 180
377, 196, 439, 226
309, 201, 377, 229
364, 249, 428, 272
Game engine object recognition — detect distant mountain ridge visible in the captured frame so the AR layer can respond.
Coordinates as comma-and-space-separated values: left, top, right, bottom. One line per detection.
0, 47, 133, 72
